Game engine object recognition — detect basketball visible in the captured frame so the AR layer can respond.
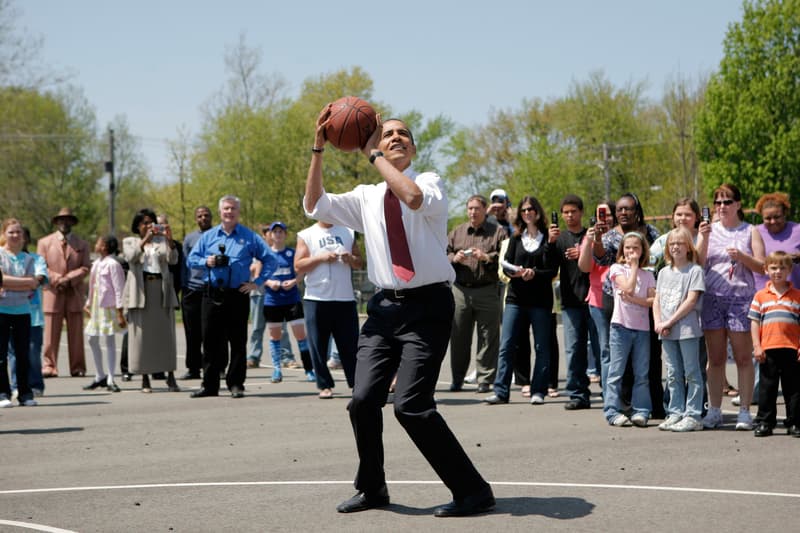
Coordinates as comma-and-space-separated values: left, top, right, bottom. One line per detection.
324, 96, 377, 152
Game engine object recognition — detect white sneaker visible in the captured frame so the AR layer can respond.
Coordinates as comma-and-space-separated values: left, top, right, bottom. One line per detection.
530, 393, 545, 405
11, 389, 18, 401
671, 417, 704, 432
658, 414, 682, 431
0, 398, 13, 408
464, 370, 478, 385
702, 408, 723, 429
735, 410, 753, 431
630, 413, 649, 427
610, 413, 632, 427
21, 398, 37, 407
731, 395, 741, 407
326, 359, 342, 370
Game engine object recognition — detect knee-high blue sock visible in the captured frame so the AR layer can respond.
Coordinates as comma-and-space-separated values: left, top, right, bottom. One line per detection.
269, 340, 282, 369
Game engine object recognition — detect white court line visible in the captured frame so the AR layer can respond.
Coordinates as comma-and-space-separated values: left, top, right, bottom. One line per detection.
1, 480, 799, 499
0, 520, 77, 533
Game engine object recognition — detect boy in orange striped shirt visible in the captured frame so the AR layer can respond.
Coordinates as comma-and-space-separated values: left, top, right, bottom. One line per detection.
748, 251, 800, 437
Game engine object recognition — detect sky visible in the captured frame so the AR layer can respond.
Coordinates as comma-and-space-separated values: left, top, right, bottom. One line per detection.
19, 0, 745, 181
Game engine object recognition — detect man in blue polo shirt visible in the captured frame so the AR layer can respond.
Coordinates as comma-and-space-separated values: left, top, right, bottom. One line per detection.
187, 195, 277, 399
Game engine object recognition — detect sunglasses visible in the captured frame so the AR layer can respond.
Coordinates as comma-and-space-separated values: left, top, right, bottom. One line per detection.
520, 207, 536, 214
714, 199, 735, 206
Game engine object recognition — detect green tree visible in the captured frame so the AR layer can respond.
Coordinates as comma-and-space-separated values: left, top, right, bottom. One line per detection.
696, 0, 800, 214
0, 86, 101, 238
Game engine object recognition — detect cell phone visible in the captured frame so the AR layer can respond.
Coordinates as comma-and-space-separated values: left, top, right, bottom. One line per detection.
596, 204, 610, 223
152, 224, 166, 234
462, 249, 473, 257
551, 211, 558, 226
701, 206, 710, 223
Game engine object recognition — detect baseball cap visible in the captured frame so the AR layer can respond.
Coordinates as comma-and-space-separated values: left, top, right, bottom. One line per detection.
490, 189, 508, 202
268, 221, 287, 231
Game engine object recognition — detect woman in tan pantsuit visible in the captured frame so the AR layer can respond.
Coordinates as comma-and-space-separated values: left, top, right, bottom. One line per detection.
122, 209, 180, 393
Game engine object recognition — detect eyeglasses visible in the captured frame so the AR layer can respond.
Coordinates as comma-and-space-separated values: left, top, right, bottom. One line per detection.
520, 207, 535, 214
668, 242, 688, 248
713, 199, 735, 206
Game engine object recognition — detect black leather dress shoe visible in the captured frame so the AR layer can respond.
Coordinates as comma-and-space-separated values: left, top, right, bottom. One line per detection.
754, 422, 773, 437
434, 485, 495, 517
788, 425, 800, 437
475, 383, 491, 394
449, 382, 463, 392
564, 399, 591, 410
82, 380, 104, 391
230, 386, 244, 399
482, 394, 508, 405
122, 373, 133, 382
179, 371, 201, 380
336, 486, 390, 513
190, 388, 219, 398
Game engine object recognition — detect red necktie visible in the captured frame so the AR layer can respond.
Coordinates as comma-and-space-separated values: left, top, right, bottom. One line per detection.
384, 188, 415, 282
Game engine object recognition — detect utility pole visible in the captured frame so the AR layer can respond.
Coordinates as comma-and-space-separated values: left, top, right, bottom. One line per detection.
105, 128, 116, 235
599, 143, 620, 200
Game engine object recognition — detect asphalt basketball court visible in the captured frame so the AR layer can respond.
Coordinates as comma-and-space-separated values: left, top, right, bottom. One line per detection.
1, 324, 798, 532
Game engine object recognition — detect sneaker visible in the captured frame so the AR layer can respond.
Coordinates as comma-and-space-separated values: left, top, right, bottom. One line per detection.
731, 395, 741, 407
630, 413, 648, 427
11, 389, 18, 401
20, 398, 37, 407
464, 370, 478, 384
530, 393, 545, 405
246, 359, 259, 369
327, 359, 342, 370
702, 408, 723, 429
32, 388, 44, 397
671, 417, 703, 432
271, 369, 283, 383
658, 414, 682, 431
305, 370, 316, 382
735, 410, 753, 431
610, 413, 631, 427
0, 398, 12, 408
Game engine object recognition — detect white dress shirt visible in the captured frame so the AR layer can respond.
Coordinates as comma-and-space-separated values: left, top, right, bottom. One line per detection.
305, 168, 455, 290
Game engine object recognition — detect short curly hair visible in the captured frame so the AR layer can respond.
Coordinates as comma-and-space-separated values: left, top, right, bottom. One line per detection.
754, 192, 790, 215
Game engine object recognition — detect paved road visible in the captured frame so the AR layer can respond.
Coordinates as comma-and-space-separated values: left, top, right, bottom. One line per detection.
1, 324, 798, 532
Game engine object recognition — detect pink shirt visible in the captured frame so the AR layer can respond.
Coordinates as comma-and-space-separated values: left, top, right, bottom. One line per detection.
609, 263, 655, 331
86, 256, 125, 310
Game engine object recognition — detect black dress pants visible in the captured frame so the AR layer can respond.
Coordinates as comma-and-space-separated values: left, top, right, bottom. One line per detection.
348, 284, 490, 499
200, 288, 249, 392
757, 348, 800, 427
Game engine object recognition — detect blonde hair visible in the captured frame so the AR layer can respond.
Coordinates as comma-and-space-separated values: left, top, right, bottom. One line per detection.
0, 218, 22, 247
765, 250, 793, 270
616, 231, 650, 267
663, 227, 698, 265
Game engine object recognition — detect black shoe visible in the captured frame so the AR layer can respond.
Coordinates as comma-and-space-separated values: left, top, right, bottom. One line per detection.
788, 425, 800, 437
190, 388, 219, 398
179, 370, 201, 380
754, 423, 773, 437
482, 394, 508, 405
564, 399, 590, 410
336, 485, 390, 513
434, 485, 495, 517
230, 386, 244, 399
122, 373, 133, 382
106, 382, 121, 393
475, 383, 491, 394
449, 382, 463, 392
82, 380, 104, 390
166, 373, 180, 392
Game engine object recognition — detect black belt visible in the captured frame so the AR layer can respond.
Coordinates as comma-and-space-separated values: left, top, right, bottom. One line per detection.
144, 273, 162, 281
380, 282, 450, 300
456, 281, 494, 289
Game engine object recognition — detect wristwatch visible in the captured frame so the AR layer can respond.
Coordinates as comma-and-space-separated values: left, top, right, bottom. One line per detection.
369, 151, 384, 164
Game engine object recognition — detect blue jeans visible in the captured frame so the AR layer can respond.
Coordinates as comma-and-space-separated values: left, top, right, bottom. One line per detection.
605, 324, 651, 422
8, 325, 44, 392
247, 291, 266, 362
588, 305, 611, 395
303, 299, 358, 390
562, 306, 591, 404
662, 338, 703, 419
493, 304, 552, 400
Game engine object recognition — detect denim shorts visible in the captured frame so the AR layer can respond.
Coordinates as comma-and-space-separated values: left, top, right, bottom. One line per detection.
701, 293, 752, 332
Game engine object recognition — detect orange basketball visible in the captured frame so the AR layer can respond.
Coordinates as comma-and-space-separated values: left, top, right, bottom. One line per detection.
323, 96, 377, 152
